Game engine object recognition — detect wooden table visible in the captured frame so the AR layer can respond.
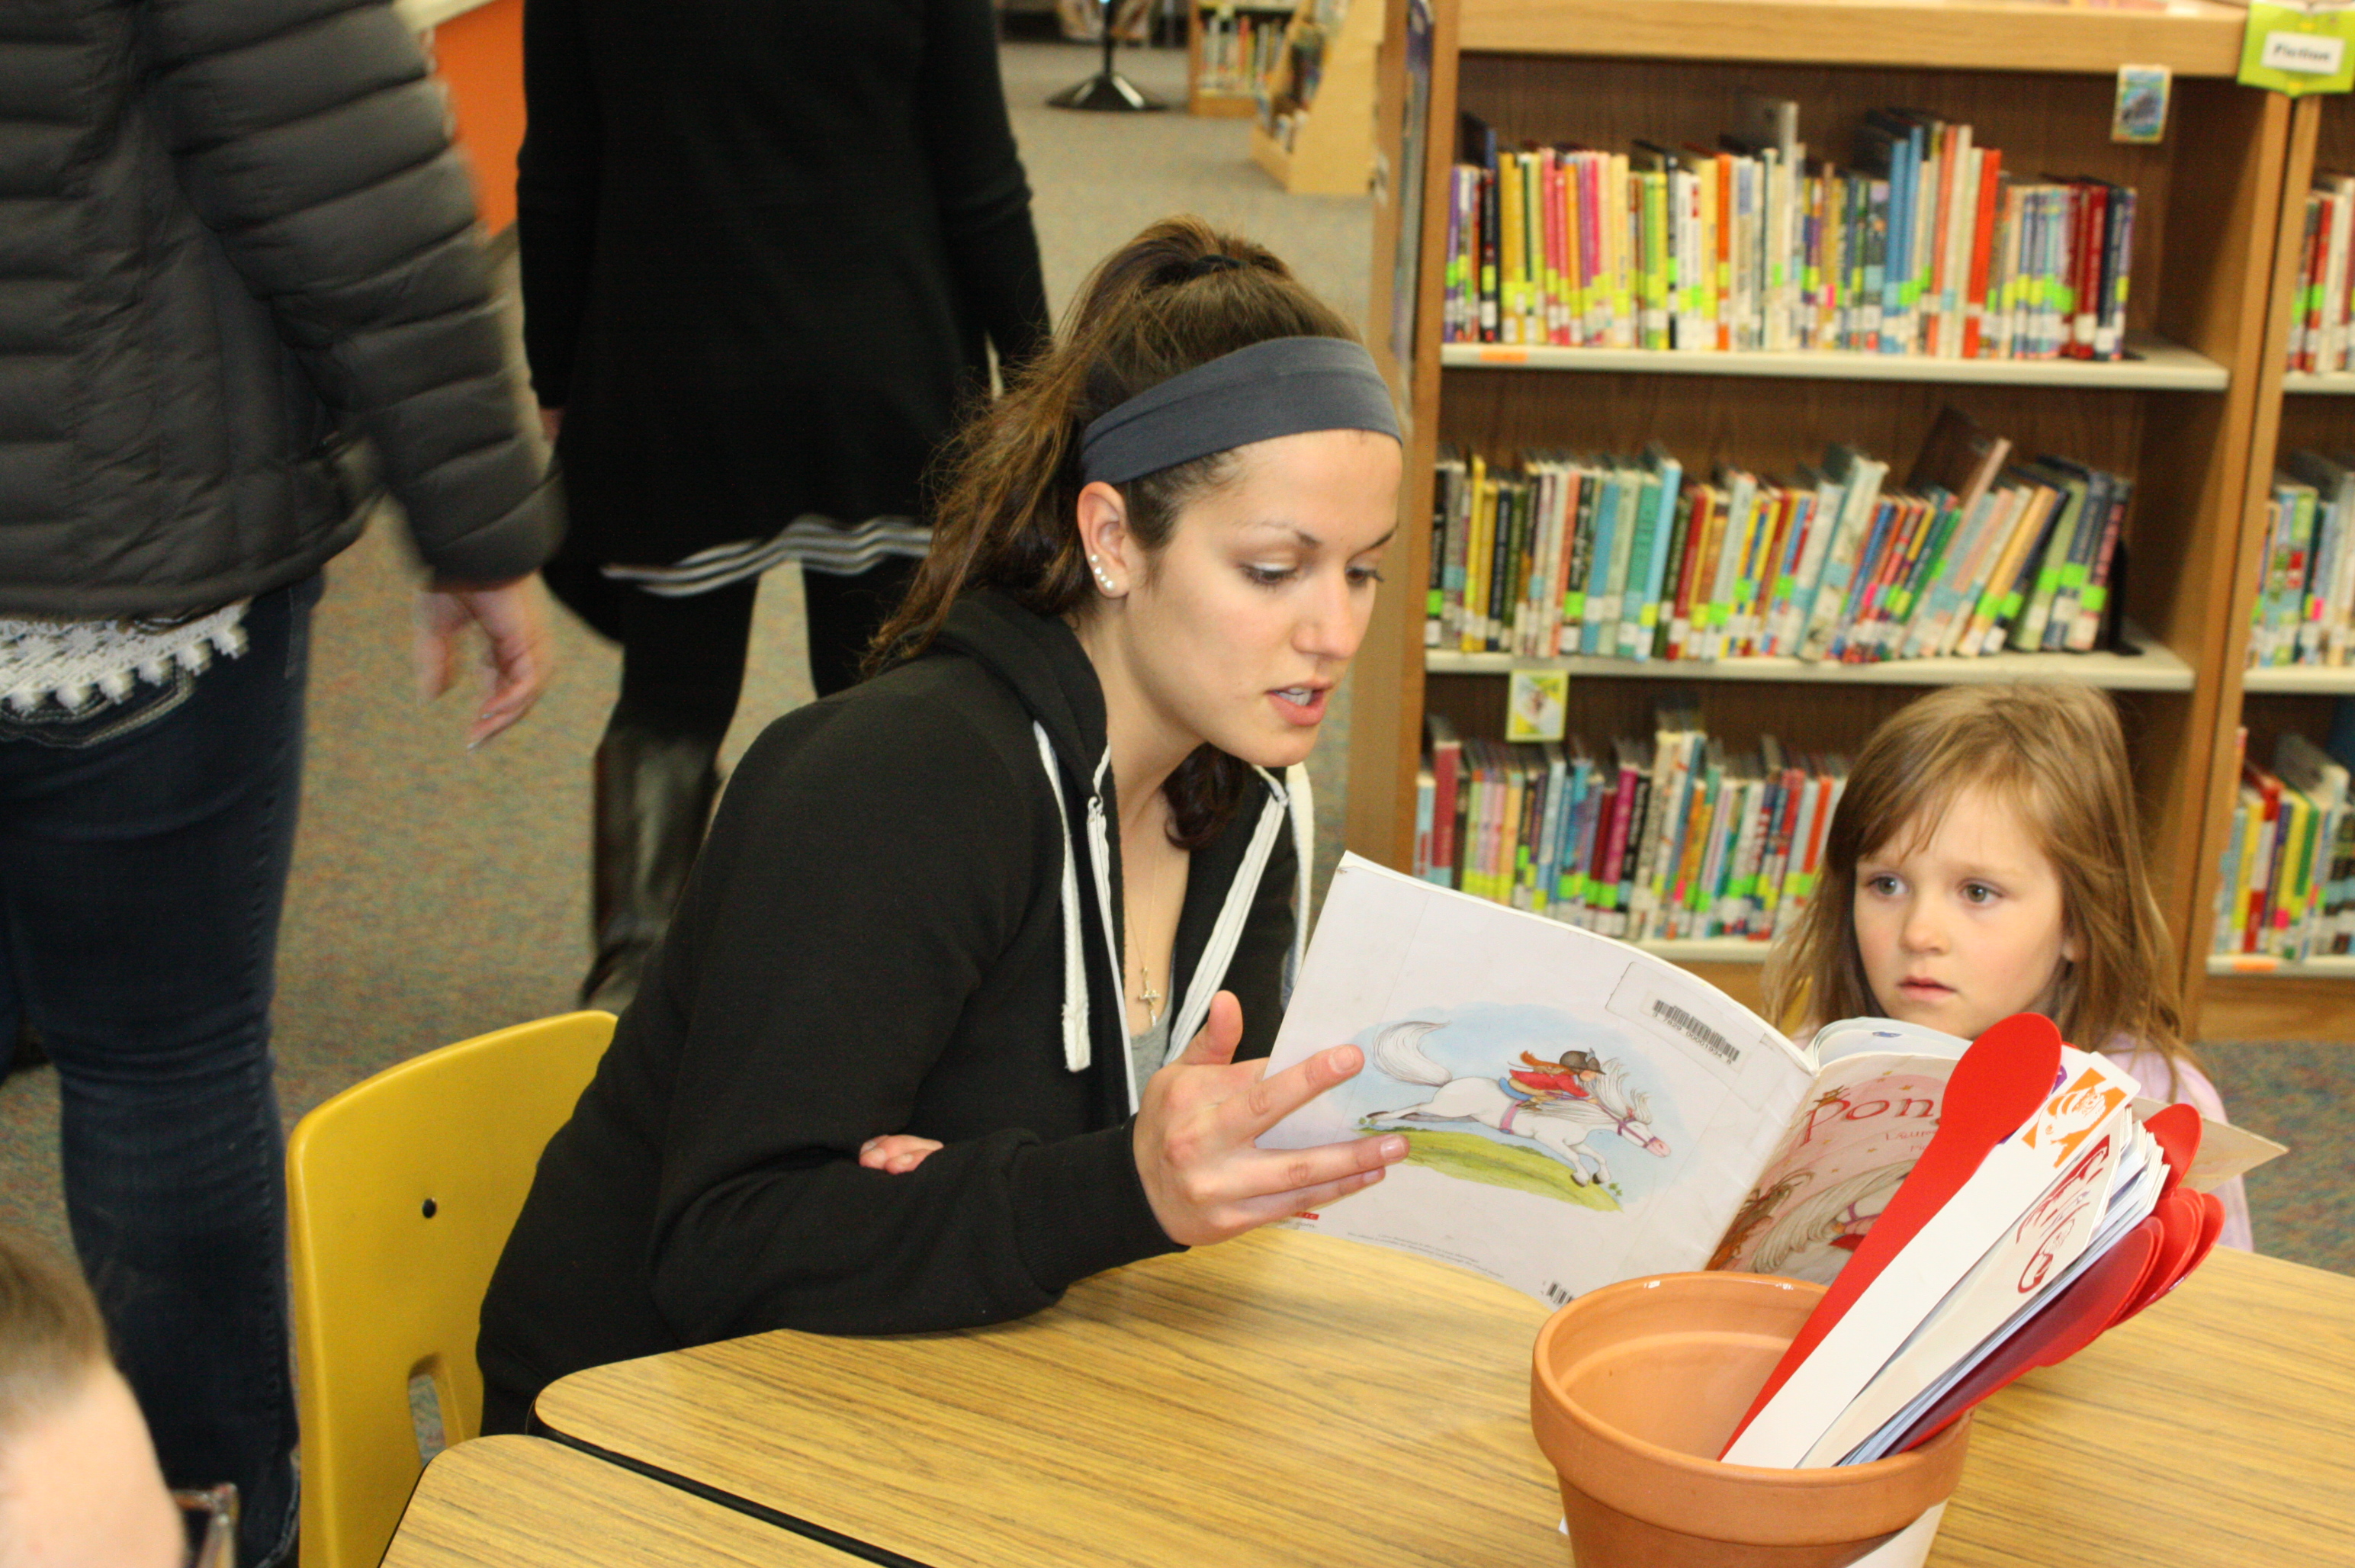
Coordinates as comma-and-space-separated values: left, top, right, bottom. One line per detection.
378, 1435, 857, 1566
534, 1230, 2355, 1568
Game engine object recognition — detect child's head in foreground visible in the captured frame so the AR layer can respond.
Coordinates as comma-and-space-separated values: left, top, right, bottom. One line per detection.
1765, 682, 2186, 1060
0, 1227, 182, 1568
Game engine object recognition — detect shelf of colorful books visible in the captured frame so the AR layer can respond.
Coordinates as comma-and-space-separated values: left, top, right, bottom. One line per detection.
1425, 620, 2191, 689
1454, 0, 2248, 77
2206, 952, 2355, 979
1438, 332, 2226, 391
2241, 665, 2355, 696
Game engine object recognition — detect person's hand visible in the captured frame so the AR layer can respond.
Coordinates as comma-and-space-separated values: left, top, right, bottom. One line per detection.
538, 406, 564, 445
859, 1134, 943, 1174
415, 574, 554, 748
1133, 991, 1407, 1248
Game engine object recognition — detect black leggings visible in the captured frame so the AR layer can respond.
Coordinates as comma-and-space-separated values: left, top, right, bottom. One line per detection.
543, 555, 916, 737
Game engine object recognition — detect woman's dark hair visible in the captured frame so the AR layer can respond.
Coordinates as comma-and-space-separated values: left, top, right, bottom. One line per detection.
0, 1226, 105, 1442
870, 216, 1361, 849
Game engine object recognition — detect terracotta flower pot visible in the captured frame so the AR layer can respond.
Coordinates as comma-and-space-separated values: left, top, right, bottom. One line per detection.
1530, 1272, 1972, 1568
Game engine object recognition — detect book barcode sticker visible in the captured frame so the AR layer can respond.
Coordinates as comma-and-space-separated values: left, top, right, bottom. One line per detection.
1605, 962, 1783, 1110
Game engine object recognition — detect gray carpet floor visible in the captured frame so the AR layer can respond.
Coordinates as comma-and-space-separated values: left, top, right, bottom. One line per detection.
2, 40, 2348, 1281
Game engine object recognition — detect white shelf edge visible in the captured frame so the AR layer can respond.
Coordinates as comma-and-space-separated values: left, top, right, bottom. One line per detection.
2282, 371, 2355, 396
1640, 938, 1772, 963
1426, 622, 2193, 691
2241, 664, 2355, 695
1438, 330, 2225, 390
2206, 953, 2355, 978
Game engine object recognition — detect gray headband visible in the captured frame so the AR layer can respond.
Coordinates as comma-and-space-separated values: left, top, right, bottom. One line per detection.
1078, 336, 1402, 486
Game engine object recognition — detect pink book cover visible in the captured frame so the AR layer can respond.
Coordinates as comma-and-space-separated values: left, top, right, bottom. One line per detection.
1711, 1053, 1955, 1281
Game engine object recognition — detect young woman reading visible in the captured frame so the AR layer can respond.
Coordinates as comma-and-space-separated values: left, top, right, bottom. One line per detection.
476, 219, 1409, 1430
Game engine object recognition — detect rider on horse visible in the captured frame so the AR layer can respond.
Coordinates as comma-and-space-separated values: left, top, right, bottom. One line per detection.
1503, 1049, 1604, 1102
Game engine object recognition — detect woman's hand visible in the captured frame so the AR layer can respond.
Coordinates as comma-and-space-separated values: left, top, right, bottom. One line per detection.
859, 1134, 943, 1174
1133, 990, 1408, 1248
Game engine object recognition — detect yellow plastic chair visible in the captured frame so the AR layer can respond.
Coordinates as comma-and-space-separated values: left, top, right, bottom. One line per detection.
287, 1011, 615, 1568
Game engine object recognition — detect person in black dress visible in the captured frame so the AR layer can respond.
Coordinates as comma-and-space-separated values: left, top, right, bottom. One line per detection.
519, 0, 1052, 1008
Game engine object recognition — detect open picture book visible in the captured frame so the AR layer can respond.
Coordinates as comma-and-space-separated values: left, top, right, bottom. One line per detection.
1259, 855, 2279, 1312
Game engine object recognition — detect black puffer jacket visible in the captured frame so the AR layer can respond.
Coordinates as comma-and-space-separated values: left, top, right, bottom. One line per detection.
0, 0, 557, 617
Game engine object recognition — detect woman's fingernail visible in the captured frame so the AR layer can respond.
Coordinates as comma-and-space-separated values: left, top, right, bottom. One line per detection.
1381, 1136, 1408, 1160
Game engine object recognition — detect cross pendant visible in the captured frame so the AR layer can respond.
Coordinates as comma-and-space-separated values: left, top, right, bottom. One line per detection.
1139, 976, 1162, 1016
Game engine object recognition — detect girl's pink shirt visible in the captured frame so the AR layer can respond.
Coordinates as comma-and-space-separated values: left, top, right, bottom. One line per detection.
2103, 1046, 2256, 1253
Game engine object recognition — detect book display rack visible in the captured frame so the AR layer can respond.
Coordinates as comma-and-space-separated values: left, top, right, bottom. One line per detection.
1189, 1, 1294, 116
1248, 0, 1383, 193
1353, 0, 2287, 1029
2202, 91, 2355, 1039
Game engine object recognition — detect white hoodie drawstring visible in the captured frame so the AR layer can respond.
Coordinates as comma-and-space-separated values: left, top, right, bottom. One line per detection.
1033, 727, 1320, 1105
1033, 724, 1093, 1074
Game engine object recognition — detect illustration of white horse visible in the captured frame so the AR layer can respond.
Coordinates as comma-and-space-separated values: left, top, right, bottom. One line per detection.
1364, 1020, 1672, 1187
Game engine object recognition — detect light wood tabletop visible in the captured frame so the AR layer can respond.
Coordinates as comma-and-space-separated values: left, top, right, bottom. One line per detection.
534, 1229, 2355, 1568
1933, 1243, 2355, 1567
378, 1435, 857, 1567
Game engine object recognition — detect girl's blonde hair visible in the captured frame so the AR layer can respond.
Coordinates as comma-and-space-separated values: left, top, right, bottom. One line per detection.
1763, 683, 2192, 1073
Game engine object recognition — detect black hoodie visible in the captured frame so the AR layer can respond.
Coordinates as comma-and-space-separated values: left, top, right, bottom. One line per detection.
478, 590, 1306, 1431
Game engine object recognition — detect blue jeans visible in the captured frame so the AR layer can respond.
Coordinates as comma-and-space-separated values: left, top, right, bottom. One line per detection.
0, 577, 318, 1568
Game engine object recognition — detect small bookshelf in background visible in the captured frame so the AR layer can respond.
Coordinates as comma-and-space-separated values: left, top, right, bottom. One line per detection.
2211, 711, 2355, 977
1353, 0, 2287, 1028
2203, 88, 2355, 1039
1189, 2, 1293, 117
1248, 0, 1382, 194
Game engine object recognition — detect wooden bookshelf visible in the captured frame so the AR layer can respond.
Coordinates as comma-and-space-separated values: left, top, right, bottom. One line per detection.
1350, 0, 2292, 1036
2194, 89, 2355, 1043
1189, 1, 1293, 116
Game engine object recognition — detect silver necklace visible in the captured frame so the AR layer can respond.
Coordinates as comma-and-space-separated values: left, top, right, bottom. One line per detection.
1129, 823, 1165, 1027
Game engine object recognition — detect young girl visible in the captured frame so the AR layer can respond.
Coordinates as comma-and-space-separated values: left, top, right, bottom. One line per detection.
1763, 681, 2254, 1250
477, 218, 1410, 1431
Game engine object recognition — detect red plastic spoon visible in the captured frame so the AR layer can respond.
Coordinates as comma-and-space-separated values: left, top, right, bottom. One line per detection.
1890, 1216, 2164, 1454
1724, 1014, 2064, 1454
2112, 1186, 2202, 1324
2139, 1101, 2202, 1197
2117, 1190, 2225, 1325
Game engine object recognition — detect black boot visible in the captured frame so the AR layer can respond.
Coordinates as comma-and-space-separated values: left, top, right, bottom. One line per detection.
583, 718, 722, 1014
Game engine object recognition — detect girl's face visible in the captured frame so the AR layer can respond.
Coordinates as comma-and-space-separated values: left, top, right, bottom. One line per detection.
1852, 783, 2083, 1043
1081, 427, 1400, 772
